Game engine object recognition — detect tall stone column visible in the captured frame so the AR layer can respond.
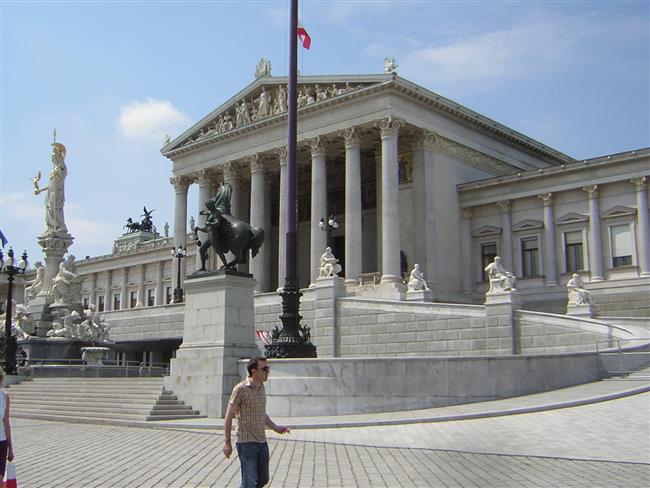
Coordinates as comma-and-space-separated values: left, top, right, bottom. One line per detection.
88, 273, 96, 307
276, 146, 288, 290
375, 116, 404, 284
461, 207, 474, 292
583, 185, 604, 282
194, 169, 213, 270
223, 162, 241, 219
137, 265, 145, 306
250, 154, 270, 291
342, 127, 362, 286
104, 270, 112, 311
496, 200, 514, 271
631, 176, 650, 276
411, 131, 437, 287
539, 193, 558, 285
171, 175, 191, 292
120, 269, 128, 310
155, 262, 164, 306
375, 153, 383, 273
308, 137, 328, 286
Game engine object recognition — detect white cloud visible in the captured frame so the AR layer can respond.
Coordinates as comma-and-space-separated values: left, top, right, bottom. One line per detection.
117, 99, 190, 142
1, 191, 43, 223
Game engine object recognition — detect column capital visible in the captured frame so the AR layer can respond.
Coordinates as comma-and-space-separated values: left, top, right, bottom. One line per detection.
275, 146, 288, 166
170, 175, 191, 192
630, 176, 647, 192
410, 130, 436, 150
307, 136, 327, 157
340, 127, 360, 148
222, 161, 241, 184
496, 200, 512, 213
538, 192, 554, 206
375, 116, 404, 139
249, 154, 267, 174
192, 168, 213, 186
582, 185, 599, 199
461, 207, 473, 219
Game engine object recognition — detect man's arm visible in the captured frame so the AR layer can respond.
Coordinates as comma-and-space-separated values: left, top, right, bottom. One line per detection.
265, 414, 290, 434
223, 402, 237, 458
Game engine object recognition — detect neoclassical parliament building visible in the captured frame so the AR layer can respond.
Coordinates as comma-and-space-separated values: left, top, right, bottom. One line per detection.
29, 68, 649, 364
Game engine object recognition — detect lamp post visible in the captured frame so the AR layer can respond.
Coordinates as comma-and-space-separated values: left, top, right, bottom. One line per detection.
171, 246, 186, 303
0, 248, 28, 375
319, 215, 339, 233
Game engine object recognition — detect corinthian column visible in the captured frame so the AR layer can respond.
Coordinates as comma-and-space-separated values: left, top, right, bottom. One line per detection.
539, 193, 558, 285
496, 200, 513, 271
308, 136, 328, 286
276, 146, 288, 290
342, 127, 362, 285
222, 162, 241, 218
250, 154, 270, 291
461, 207, 474, 292
171, 175, 191, 291
631, 177, 650, 276
375, 116, 404, 284
194, 169, 213, 270
583, 185, 604, 281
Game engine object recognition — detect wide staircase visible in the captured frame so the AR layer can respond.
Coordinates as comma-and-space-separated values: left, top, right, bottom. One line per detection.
6, 377, 204, 424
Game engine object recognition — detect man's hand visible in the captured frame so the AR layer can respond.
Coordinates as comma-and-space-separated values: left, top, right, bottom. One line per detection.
274, 425, 290, 435
223, 440, 233, 459
7, 447, 14, 462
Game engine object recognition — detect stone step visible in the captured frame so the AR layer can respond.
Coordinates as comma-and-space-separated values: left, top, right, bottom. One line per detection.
11, 397, 184, 406
11, 398, 188, 409
7, 385, 173, 394
7, 392, 175, 402
13, 409, 204, 422
11, 412, 206, 425
11, 402, 195, 416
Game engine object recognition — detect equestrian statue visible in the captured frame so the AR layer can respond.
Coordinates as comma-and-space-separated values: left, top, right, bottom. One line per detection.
195, 182, 265, 271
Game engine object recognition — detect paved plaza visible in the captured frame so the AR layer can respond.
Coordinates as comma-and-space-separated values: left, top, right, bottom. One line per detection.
12, 391, 650, 487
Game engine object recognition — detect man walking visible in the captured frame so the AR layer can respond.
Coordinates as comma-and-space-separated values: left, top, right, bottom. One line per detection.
223, 356, 290, 488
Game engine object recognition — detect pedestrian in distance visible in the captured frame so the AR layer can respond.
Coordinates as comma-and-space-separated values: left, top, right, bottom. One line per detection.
0, 367, 15, 478
223, 356, 290, 488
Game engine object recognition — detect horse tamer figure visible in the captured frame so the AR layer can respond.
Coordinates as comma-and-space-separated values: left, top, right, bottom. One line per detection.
195, 182, 264, 271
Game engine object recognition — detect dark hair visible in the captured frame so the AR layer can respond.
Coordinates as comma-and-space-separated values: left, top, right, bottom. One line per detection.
247, 356, 267, 376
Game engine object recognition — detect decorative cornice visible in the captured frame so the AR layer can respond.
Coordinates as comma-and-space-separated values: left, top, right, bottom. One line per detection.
538, 192, 554, 206
410, 130, 436, 151
340, 127, 360, 148
170, 175, 191, 192
496, 200, 511, 213
307, 136, 327, 156
431, 133, 516, 177
630, 176, 647, 192
582, 185, 599, 199
375, 116, 404, 139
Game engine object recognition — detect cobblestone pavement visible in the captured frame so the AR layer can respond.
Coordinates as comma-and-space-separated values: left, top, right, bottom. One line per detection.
12, 393, 650, 487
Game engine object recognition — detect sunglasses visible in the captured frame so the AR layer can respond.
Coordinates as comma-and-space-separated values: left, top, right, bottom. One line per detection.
260, 366, 270, 372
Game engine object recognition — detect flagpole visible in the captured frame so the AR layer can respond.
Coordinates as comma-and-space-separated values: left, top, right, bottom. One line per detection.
265, 0, 316, 358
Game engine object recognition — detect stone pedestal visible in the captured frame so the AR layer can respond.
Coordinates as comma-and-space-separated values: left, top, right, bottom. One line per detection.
566, 303, 596, 318
314, 276, 346, 357
19, 337, 91, 362
27, 295, 56, 337
81, 346, 111, 365
406, 289, 433, 302
484, 291, 521, 354
164, 270, 260, 418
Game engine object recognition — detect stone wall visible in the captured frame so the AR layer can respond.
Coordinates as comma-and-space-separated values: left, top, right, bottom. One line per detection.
104, 304, 184, 342
589, 278, 650, 318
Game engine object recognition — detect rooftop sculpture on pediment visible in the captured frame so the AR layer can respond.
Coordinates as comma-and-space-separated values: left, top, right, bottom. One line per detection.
255, 58, 272, 78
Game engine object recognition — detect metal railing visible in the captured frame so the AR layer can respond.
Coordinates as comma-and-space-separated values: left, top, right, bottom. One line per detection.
19, 358, 170, 378
596, 339, 650, 379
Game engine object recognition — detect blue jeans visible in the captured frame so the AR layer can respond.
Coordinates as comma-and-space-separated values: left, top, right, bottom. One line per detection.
236, 442, 270, 488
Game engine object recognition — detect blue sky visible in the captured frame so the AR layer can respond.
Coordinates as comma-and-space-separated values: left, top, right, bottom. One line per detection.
1, 0, 648, 264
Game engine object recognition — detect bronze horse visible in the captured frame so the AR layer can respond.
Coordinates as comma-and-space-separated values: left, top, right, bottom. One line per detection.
195, 182, 264, 271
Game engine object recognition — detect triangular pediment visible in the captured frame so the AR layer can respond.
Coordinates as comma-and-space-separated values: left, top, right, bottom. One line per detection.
601, 205, 636, 219
513, 219, 544, 232
163, 74, 390, 153
556, 212, 589, 225
472, 225, 502, 237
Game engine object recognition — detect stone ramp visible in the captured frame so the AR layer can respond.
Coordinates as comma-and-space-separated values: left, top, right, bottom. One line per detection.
6, 377, 205, 423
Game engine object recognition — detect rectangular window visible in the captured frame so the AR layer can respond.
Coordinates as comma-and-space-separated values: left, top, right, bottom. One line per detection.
564, 231, 584, 273
130, 291, 138, 308
147, 289, 155, 307
166, 286, 172, 304
113, 293, 121, 311
481, 242, 497, 281
98, 295, 105, 312
521, 237, 539, 277
82, 297, 89, 309
611, 224, 633, 267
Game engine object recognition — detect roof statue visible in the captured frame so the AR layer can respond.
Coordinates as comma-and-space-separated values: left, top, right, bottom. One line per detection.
384, 57, 398, 74
255, 58, 272, 78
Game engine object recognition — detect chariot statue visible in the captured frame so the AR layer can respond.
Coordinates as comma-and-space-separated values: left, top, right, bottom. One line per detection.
195, 182, 264, 271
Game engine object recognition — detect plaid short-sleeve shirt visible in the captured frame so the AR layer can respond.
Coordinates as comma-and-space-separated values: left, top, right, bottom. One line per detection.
228, 379, 267, 443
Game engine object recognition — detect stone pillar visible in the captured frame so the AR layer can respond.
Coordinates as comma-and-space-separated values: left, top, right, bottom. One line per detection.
484, 291, 522, 354
88, 273, 96, 306
120, 269, 128, 310
375, 116, 404, 284
164, 271, 260, 418
250, 155, 270, 292
137, 265, 145, 306
411, 131, 437, 288
313, 276, 346, 357
308, 136, 328, 286
461, 207, 474, 292
375, 153, 383, 273
194, 169, 213, 271
276, 147, 288, 290
539, 193, 558, 285
223, 162, 240, 219
342, 127, 362, 286
104, 270, 112, 311
171, 176, 191, 290
583, 185, 604, 281
496, 200, 513, 271
631, 177, 650, 276
155, 262, 164, 306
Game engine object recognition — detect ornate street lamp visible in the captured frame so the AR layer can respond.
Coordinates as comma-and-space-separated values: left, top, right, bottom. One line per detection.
171, 246, 186, 303
319, 215, 339, 233
0, 248, 28, 375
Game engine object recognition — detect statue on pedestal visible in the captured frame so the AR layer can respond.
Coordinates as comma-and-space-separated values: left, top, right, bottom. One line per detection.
407, 264, 430, 292
51, 255, 83, 305
33, 135, 68, 234
484, 256, 516, 295
318, 247, 342, 278
24, 261, 45, 305
567, 274, 591, 305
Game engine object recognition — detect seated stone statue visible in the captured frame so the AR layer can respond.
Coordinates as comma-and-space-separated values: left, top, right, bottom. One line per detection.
13, 304, 36, 340
484, 256, 516, 294
567, 273, 591, 305
318, 247, 342, 278
24, 261, 45, 305
407, 264, 430, 292
52, 255, 83, 305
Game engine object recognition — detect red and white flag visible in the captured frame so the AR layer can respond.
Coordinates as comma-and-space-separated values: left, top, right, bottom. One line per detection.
297, 21, 311, 50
